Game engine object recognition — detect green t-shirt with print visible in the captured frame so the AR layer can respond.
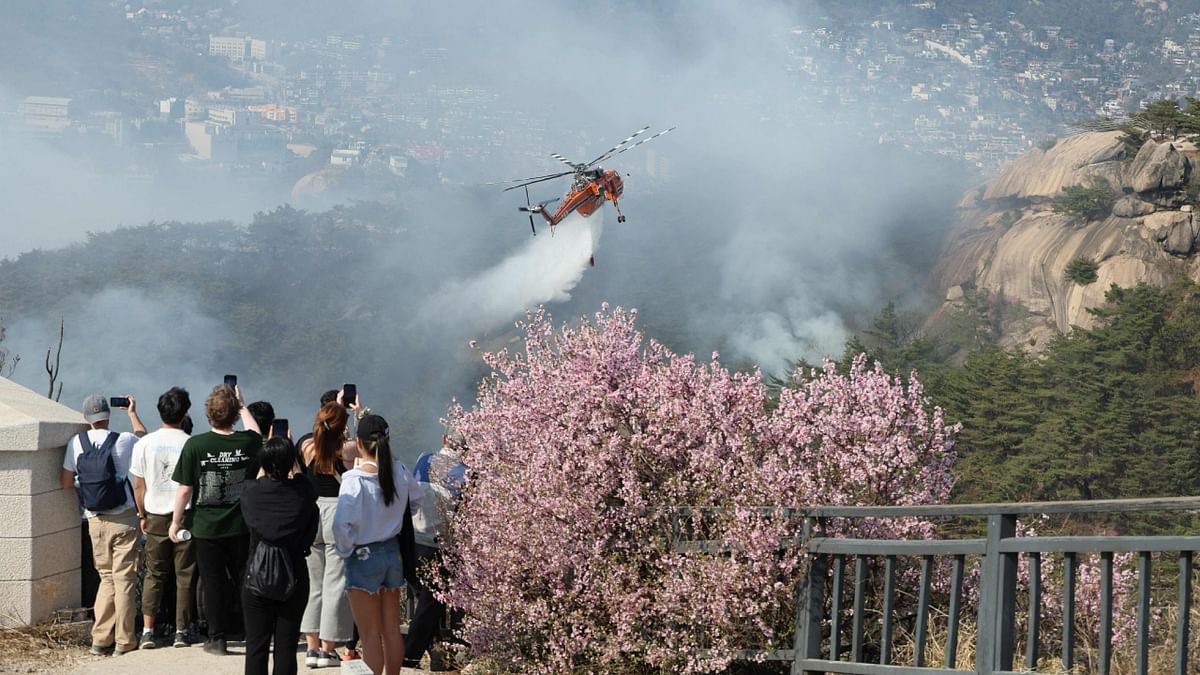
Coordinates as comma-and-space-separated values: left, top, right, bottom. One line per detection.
171, 430, 262, 538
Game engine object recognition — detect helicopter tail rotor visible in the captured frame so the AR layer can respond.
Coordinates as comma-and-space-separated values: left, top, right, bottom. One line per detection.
522, 185, 537, 235
516, 187, 562, 235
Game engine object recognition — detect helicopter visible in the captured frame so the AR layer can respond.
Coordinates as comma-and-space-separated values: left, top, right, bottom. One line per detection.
490, 125, 676, 236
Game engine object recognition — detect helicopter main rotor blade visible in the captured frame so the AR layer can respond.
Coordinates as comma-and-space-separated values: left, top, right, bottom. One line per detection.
485, 170, 569, 186
609, 126, 677, 159
584, 125, 650, 168
501, 171, 574, 192
550, 153, 580, 169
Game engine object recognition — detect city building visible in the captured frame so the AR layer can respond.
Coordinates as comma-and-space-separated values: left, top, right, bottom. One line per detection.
159, 97, 185, 120
207, 105, 244, 127
249, 38, 271, 61
185, 121, 237, 161
209, 35, 249, 61
330, 148, 361, 166
249, 104, 299, 123
18, 96, 71, 131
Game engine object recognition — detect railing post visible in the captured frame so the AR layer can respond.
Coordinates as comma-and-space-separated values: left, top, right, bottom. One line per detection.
1178, 551, 1193, 675
792, 517, 825, 675
977, 513, 1017, 674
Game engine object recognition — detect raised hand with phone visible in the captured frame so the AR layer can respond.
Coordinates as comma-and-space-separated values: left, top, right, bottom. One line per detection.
108, 394, 147, 436
339, 383, 372, 423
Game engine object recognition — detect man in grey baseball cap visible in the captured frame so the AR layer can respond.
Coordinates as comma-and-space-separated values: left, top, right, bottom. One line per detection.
62, 393, 146, 656
82, 395, 111, 423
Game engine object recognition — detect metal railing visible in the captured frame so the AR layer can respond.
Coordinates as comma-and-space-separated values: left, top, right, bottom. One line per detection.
676, 496, 1200, 675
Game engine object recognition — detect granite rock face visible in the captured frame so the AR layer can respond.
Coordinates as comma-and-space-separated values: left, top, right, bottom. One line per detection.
933, 134, 1200, 349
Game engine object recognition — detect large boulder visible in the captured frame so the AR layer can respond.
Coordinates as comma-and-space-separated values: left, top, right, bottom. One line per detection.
1112, 195, 1156, 218
1146, 211, 1199, 256
1126, 141, 1190, 194
1143, 211, 1194, 256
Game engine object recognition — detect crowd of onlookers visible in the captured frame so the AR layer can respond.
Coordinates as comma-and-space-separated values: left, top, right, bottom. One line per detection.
61, 381, 466, 675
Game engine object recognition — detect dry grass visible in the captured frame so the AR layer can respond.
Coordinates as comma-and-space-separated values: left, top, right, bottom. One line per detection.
883, 602, 1200, 674
0, 609, 91, 673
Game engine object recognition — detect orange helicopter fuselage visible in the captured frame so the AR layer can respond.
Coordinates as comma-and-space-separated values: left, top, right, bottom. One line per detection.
541, 168, 624, 227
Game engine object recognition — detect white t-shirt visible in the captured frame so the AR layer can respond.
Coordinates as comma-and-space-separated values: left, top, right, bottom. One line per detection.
63, 429, 139, 518
129, 427, 191, 516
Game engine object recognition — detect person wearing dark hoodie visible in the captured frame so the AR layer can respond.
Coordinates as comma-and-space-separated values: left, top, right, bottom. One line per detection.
241, 437, 319, 675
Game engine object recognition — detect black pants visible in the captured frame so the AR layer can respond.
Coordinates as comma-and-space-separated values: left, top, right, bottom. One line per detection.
195, 534, 249, 641
404, 545, 462, 667
242, 575, 308, 675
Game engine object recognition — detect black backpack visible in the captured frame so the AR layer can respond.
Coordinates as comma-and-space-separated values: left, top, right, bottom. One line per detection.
245, 540, 296, 601
75, 431, 127, 512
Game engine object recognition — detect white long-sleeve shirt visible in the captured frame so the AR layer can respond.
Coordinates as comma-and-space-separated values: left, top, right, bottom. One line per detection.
333, 460, 424, 558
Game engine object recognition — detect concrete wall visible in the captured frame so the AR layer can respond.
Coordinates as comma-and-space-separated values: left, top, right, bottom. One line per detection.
0, 378, 86, 627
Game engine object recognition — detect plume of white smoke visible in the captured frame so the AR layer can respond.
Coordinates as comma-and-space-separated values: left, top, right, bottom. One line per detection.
421, 211, 602, 332
3, 287, 311, 434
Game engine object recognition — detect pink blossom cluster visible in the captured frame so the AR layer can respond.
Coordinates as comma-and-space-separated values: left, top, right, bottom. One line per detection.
436, 305, 958, 673
1005, 519, 1142, 649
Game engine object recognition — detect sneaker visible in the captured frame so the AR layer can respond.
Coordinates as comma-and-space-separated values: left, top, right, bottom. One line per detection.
305, 649, 321, 668
114, 646, 137, 656
89, 643, 114, 656
139, 631, 157, 650
173, 631, 190, 648
202, 638, 228, 656
317, 650, 339, 668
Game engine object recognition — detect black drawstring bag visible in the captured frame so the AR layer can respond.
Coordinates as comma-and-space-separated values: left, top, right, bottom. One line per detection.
245, 540, 296, 601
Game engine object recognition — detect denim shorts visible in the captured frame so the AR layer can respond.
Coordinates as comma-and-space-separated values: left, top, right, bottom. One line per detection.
343, 537, 405, 593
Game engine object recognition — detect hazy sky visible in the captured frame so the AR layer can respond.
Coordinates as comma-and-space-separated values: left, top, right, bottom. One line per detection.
1, 0, 968, 453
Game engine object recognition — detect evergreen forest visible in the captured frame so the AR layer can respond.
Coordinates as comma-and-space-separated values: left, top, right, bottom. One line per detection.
840, 280, 1200, 514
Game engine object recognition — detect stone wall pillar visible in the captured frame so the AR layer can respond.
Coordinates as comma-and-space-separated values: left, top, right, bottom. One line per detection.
0, 378, 87, 627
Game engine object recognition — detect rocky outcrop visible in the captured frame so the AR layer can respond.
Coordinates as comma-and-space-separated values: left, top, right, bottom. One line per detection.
933, 133, 1200, 348
1142, 211, 1196, 255
1126, 140, 1190, 193
982, 131, 1127, 201
1112, 195, 1156, 218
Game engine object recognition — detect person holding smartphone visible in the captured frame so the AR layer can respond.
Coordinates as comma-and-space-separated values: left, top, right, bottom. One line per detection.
334, 415, 424, 675
169, 382, 263, 656
298, 401, 355, 667
61, 394, 146, 656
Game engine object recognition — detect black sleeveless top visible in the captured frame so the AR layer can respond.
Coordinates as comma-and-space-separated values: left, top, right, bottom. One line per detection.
300, 439, 348, 498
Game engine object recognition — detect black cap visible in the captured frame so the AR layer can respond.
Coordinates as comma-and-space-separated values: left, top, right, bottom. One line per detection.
356, 414, 389, 440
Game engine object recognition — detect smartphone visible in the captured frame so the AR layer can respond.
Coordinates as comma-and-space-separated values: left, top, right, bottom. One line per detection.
224, 374, 238, 388
109, 396, 130, 409
342, 383, 357, 406
271, 418, 288, 438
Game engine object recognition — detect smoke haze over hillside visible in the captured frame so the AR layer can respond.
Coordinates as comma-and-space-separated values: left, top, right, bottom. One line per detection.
0, 0, 968, 454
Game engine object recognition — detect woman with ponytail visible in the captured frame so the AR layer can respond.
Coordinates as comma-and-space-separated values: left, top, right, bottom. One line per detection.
240, 438, 318, 675
298, 402, 356, 667
333, 415, 423, 675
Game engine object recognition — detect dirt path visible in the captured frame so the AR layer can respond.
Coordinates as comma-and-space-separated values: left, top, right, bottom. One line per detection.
61, 643, 429, 675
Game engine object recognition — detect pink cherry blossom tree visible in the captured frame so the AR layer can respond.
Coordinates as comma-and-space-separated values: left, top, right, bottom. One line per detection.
438, 305, 957, 673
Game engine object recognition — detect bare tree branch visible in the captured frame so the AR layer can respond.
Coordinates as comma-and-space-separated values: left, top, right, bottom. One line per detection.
45, 320, 63, 401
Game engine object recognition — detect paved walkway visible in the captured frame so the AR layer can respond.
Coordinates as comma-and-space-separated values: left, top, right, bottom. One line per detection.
63, 643, 430, 675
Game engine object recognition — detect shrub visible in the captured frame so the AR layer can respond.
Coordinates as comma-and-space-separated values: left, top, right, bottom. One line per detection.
439, 305, 957, 674
1064, 257, 1100, 285
1052, 179, 1116, 223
